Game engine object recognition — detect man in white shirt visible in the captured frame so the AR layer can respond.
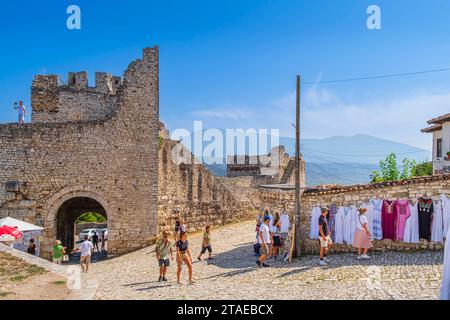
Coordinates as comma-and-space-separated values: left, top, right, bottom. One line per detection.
256, 216, 272, 268
79, 235, 94, 273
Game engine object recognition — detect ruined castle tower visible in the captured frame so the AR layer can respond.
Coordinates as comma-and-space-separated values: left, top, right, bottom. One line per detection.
0, 46, 160, 259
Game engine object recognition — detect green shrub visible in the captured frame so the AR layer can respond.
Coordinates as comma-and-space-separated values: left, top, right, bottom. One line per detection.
76, 212, 106, 224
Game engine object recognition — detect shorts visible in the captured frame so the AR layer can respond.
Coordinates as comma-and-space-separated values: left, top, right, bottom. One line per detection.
200, 245, 212, 254
158, 259, 170, 267
260, 243, 271, 255
53, 257, 62, 265
318, 235, 333, 248
273, 236, 282, 247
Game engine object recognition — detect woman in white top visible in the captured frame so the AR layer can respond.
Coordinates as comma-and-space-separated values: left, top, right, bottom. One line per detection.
352, 207, 373, 260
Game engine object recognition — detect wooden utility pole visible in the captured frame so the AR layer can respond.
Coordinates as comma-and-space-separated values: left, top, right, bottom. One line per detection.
294, 75, 302, 258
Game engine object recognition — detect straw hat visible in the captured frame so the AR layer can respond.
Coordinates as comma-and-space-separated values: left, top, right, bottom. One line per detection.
55, 240, 62, 245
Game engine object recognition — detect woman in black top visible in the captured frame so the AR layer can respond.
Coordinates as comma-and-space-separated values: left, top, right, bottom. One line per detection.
27, 238, 36, 255
176, 232, 194, 285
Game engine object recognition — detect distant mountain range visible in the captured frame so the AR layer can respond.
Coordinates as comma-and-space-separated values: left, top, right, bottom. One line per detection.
281, 134, 430, 165
178, 131, 431, 186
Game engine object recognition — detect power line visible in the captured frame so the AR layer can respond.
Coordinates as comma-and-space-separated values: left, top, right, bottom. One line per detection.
302, 67, 450, 85
301, 146, 431, 158
301, 150, 378, 170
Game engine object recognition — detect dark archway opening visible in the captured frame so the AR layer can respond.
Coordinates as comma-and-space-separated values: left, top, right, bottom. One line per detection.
56, 197, 107, 261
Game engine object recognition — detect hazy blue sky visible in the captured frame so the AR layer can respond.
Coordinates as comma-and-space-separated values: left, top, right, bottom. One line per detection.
1, 0, 450, 150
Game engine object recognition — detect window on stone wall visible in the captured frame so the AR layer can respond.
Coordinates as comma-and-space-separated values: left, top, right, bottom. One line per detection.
437, 138, 443, 158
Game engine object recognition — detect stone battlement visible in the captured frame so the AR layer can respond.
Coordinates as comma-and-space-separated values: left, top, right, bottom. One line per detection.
0, 46, 160, 259
31, 70, 124, 123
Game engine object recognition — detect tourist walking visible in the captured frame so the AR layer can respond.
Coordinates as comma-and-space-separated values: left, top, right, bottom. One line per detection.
13, 101, 26, 124
271, 215, 282, 260
319, 208, 333, 266
92, 230, 100, 252
197, 226, 213, 261
155, 231, 173, 282
27, 238, 36, 255
176, 232, 194, 285
256, 215, 271, 268
175, 217, 187, 241
174, 216, 181, 240
101, 231, 106, 252
75, 235, 94, 272
353, 207, 373, 260
52, 240, 65, 264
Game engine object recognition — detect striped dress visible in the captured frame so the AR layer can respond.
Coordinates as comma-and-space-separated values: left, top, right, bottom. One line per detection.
371, 199, 383, 240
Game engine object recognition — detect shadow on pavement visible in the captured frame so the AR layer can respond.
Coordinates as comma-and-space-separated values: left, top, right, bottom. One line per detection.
66, 250, 108, 265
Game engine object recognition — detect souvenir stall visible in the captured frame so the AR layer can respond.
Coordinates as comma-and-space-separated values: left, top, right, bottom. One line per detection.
309, 194, 450, 246
0, 217, 44, 256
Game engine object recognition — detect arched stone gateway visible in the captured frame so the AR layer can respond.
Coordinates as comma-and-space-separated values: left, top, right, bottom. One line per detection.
46, 189, 110, 254
57, 197, 107, 253
0, 46, 160, 260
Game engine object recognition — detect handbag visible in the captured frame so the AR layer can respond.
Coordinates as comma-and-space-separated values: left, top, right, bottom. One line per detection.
62, 254, 69, 262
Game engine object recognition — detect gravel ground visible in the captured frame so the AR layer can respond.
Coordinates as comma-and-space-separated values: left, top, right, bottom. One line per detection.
91, 220, 444, 300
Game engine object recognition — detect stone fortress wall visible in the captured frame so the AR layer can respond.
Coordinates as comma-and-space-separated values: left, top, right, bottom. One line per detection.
259, 174, 450, 254
157, 125, 255, 235
0, 47, 160, 259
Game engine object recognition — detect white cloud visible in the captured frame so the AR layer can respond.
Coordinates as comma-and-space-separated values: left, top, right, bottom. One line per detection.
180, 86, 448, 151
298, 87, 450, 150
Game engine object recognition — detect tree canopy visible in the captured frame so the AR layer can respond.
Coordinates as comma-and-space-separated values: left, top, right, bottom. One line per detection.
76, 212, 106, 224
370, 153, 432, 183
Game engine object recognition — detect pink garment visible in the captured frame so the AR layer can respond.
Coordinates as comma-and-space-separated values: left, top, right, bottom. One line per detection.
395, 200, 411, 241
382, 200, 397, 240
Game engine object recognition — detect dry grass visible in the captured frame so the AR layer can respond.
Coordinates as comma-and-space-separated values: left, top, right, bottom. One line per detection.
0, 251, 48, 298
0, 252, 46, 282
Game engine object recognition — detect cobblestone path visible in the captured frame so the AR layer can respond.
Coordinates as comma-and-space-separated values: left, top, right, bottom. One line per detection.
92, 221, 444, 300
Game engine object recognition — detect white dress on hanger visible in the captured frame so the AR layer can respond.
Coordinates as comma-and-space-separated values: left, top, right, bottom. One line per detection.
349, 205, 358, 244
404, 202, 419, 243
440, 226, 450, 300
431, 200, 444, 243
309, 207, 322, 239
364, 201, 375, 239
280, 213, 291, 233
441, 194, 450, 239
343, 207, 352, 244
371, 199, 383, 240
334, 206, 345, 244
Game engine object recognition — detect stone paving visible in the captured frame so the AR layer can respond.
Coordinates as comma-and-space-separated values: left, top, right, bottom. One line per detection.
91, 221, 444, 300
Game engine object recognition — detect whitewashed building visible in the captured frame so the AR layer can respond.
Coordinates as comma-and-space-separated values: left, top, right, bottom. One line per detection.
422, 113, 450, 174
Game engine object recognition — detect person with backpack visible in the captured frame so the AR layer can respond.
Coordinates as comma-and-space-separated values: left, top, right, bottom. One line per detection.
197, 226, 213, 261
155, 230, 174, 282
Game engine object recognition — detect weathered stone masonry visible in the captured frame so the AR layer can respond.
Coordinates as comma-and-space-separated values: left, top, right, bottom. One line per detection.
0, 47, 160, 259
259, 174, 450, 254
157, 126, 254, 234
